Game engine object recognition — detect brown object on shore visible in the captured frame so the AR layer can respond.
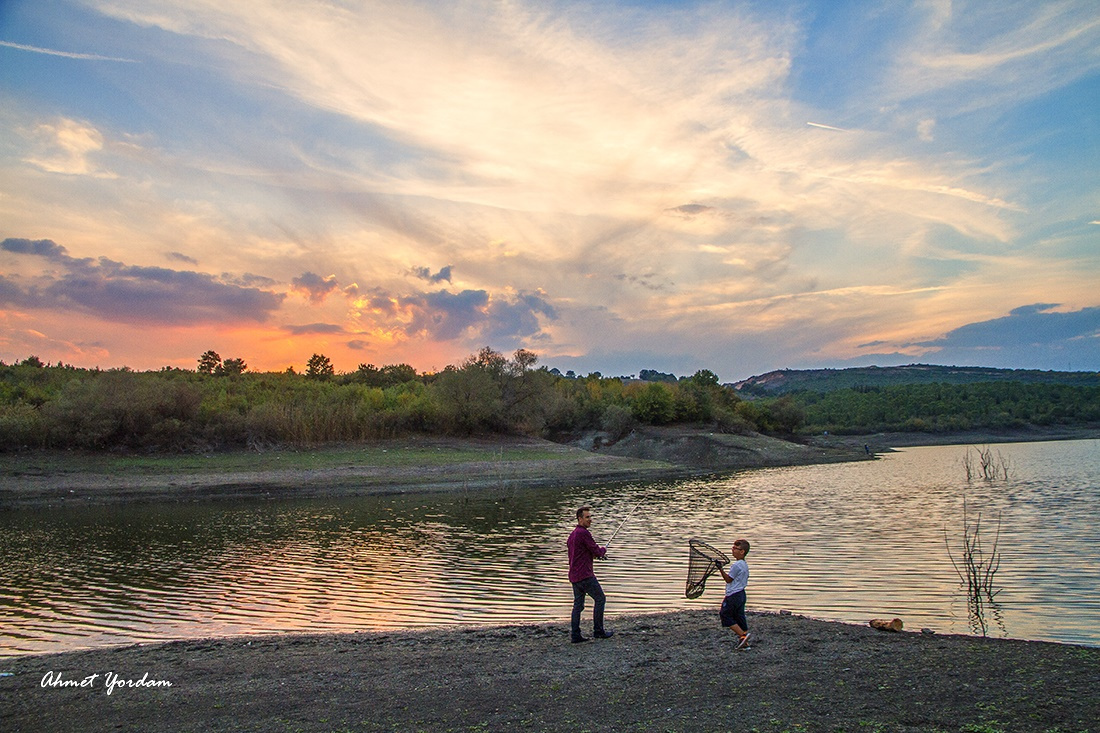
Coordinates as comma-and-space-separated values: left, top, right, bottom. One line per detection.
870, 617, 904, 632
3, 610, 1097, 732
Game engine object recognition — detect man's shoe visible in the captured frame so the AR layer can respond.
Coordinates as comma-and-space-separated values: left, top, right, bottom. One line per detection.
736, 632, 752, 649
571, 636, 588, 643
593, 630, 614, 639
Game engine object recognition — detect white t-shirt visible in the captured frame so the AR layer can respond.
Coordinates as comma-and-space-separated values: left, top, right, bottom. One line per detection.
724, 558, 749, 596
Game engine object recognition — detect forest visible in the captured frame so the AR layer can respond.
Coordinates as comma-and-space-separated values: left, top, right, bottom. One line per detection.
1, 349, 1097, 452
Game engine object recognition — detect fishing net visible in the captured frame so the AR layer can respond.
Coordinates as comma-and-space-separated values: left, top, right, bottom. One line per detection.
685, 539, 730, 599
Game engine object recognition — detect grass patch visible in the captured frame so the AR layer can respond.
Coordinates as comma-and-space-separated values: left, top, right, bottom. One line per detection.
2, 442, 576, 479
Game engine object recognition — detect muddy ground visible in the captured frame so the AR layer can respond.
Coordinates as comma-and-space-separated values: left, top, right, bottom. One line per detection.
3, 610, 1097, 732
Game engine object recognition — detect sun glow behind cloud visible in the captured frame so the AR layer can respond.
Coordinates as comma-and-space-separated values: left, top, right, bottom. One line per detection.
0, 0, 1097, 377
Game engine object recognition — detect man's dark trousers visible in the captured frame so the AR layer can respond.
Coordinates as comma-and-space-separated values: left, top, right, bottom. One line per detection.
571, 577, 606, 640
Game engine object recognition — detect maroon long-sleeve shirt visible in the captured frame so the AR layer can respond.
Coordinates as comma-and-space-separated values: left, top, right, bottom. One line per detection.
567, 524, 606, 583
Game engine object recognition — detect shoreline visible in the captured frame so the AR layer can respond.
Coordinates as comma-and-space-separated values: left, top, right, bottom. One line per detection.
4, 425, 1097, 510
3, 609, 1097, 732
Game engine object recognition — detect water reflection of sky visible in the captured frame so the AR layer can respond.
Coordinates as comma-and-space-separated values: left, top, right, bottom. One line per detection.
1, 439, 1097, 656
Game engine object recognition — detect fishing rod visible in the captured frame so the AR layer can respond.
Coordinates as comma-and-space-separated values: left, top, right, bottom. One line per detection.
604, 503, 641, 549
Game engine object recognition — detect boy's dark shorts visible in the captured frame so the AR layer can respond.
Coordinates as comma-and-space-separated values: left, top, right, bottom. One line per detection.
719, 590, 747, 628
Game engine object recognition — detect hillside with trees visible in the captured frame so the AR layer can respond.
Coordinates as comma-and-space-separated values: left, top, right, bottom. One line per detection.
733, 364, 1100, 436
733, 364, 1100, 395
3, 354, 1097, 453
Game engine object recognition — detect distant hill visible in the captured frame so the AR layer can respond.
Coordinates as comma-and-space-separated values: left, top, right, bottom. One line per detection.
732, 364, 1100, 395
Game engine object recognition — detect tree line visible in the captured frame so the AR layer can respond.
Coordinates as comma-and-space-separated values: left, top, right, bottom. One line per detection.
2, 350, 1097, 452
0, 349, 779, 452
790, 381, 1100, 434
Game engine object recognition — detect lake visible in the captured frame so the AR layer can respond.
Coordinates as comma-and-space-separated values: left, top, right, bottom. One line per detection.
1, 438, 1097, 657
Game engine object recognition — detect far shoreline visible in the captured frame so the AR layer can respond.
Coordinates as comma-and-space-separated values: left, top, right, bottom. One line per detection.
2, 424, 1098, 510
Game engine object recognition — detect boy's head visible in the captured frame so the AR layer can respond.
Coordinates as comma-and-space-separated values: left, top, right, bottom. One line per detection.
732, 539, 750, 556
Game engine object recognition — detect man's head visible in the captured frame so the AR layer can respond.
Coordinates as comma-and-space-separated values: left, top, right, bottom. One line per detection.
576, 506, 592, 528
732, 539, 750, 557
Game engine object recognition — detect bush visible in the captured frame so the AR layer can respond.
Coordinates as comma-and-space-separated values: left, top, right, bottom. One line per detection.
600, 404, 635, 440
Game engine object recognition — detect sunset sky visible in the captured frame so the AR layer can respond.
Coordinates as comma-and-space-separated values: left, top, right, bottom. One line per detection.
2, 0, 1098, 381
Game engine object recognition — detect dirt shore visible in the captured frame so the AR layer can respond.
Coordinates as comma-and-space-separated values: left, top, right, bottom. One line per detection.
5, 426, 1096, 511
3, 609, 1097, 732
0, 427, 873, 509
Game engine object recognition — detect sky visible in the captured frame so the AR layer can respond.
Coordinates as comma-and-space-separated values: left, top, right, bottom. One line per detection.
1, 0, 1098, 382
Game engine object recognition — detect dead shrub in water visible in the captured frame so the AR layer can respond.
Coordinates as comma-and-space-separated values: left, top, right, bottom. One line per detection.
944, 498, 1004, 636
961, 445, 1011, 481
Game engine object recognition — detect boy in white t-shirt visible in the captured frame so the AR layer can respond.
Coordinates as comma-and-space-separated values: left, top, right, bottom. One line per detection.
717, 538, 751, 649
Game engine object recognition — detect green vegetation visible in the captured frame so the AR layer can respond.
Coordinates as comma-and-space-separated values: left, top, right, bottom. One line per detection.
0, 349, 758, 452
784, 381, 1100, 434
735, 364, 1100, 395
4, 353, 1098, 452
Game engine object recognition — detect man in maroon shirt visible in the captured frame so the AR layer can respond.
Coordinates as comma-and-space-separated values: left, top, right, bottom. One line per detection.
567, 505, 613, 643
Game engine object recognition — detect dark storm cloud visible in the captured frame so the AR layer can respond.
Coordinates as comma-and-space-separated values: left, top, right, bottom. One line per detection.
292, 271, 341, 302
915, 304, 1100, 349
0, 237, 285, 324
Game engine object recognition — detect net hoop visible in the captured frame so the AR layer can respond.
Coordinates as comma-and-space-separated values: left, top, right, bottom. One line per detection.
685, 538, 730, 599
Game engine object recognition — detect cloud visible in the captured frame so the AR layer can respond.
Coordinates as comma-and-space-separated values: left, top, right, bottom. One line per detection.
4, 1, 1097, 376
411, 265, 453, 283
485, 292, 558, 341
166, 251, 199, 265
1, 237, 285, 325
24, 119, 114, 177
394, 288, 556, 343
1, 238, 70, 259
666, 204, 715, 218
892, 1, 1100, 112
399, 290, 490, 341
916, 304, 1100, 349
283, 323, 346, 335
806, 121, 850, 132
0, 40, 138, 63
291, 272, 341, 303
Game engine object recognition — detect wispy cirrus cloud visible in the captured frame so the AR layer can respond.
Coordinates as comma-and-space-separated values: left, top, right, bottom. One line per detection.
0, 40, 138, 63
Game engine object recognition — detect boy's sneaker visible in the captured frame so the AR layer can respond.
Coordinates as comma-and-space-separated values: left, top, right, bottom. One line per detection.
736, 632, 752, 650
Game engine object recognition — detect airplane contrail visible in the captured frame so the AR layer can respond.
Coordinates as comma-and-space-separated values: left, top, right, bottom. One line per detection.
806, 121, 850, 133
0, 40, 137, 63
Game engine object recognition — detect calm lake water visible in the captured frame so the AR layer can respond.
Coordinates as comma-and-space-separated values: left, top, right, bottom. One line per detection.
1, 439, 1097, 657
